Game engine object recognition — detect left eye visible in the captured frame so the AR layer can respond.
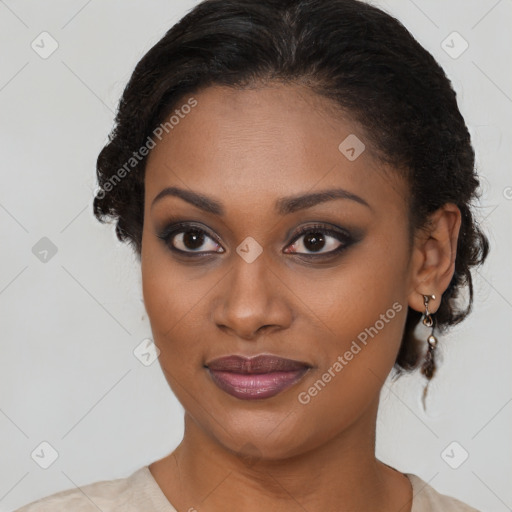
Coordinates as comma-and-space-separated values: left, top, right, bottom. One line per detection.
285, 228, 347, 255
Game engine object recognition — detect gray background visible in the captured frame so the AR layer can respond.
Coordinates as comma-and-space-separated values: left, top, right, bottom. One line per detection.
0, 0, 510, 510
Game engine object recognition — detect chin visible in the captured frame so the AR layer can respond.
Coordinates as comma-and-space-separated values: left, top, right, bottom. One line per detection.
200, 408, 320, 463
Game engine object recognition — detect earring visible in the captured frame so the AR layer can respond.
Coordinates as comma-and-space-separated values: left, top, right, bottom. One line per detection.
421, 294, 437, 410
422, 294, 438, 361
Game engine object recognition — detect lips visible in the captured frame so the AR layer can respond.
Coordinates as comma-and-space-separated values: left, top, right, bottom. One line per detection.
205, 355, 311, 400
206, 355, 310, 373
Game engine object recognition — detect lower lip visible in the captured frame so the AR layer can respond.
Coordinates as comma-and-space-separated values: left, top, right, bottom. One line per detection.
207, 368, 309, 400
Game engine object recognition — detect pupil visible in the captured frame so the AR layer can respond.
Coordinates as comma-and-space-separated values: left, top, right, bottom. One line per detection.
184, 230, 204, 250
304, 232, 325, 252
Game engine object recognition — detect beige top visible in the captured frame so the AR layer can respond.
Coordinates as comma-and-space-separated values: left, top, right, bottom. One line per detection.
15, 465, 480, 511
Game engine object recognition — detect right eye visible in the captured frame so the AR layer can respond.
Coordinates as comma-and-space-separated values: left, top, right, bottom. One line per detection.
157, 222, 225, 255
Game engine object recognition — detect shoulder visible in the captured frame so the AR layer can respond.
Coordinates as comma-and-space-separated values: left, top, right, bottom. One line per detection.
407, 473, 481, 512
14, 466, 157, 512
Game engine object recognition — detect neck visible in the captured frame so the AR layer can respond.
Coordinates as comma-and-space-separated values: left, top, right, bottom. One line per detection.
150, 396, 413, 512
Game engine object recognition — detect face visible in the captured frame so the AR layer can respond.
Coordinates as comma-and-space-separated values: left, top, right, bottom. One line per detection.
141, 83, 414, 460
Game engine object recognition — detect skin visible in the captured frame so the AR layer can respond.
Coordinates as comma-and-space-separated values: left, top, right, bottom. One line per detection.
141, 83, 461, 512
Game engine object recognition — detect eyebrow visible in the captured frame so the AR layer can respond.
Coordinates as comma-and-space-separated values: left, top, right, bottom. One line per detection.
151, 186, 372, 215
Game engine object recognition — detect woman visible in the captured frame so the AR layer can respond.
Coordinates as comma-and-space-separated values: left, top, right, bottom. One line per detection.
16, 0, 488, 510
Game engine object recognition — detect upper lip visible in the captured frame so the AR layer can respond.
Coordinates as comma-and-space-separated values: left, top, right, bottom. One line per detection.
205, 355, 311, 374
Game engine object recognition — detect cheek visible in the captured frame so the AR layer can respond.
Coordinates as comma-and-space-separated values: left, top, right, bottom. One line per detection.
142, 227, 193, 327
141, 252, 209, 411
291, 232, 410, 395
326, 259, 407, 347
298, 232, 409, 344
140, 234, 221, 374
141, 235, 192, 353
298, 237, 409, 405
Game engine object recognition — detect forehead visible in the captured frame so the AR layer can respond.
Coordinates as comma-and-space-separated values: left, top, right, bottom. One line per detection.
144, 83, 407, 219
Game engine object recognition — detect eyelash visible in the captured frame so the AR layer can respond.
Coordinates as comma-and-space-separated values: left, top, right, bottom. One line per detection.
156, 222, 354, 259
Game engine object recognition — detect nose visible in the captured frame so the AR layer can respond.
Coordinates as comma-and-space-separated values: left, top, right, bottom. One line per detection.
212, 254, 293, 341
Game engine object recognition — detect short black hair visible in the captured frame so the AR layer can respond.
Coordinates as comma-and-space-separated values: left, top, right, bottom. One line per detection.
93, 0, 489, 382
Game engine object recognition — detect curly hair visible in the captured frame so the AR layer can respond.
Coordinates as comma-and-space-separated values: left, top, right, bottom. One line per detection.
93, 0, 489, 384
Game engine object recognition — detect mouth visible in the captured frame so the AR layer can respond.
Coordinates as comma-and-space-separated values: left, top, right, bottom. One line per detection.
205, 354, 311, 400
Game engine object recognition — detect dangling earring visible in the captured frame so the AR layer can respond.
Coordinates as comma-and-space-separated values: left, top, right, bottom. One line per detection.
421, 294, 437, 410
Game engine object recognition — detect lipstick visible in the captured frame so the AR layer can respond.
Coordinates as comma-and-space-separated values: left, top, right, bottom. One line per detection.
205, 354, 310, 400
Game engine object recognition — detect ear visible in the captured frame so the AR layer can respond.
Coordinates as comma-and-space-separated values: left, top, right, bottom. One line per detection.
407, 203, 462, 314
